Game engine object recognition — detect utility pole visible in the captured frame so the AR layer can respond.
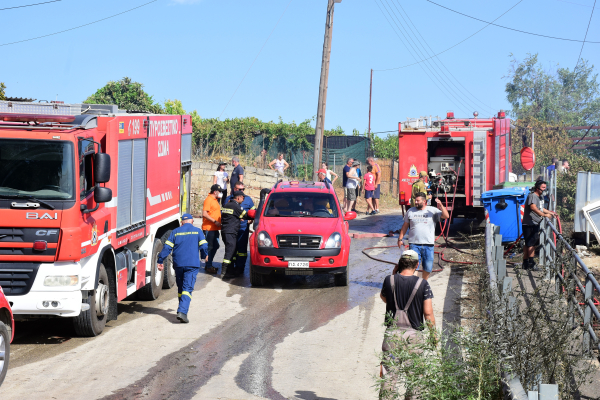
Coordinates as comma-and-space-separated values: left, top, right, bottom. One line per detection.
368, 68, 373, 156
313, 0, 341, 180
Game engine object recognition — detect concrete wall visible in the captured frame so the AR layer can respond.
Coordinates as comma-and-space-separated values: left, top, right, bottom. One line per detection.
190, 162, 279, 215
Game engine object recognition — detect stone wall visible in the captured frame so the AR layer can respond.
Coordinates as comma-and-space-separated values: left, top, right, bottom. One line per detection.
190, 162, 279, 215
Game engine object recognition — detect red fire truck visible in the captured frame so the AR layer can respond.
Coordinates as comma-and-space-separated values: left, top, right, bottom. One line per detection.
398, 111, 512, 221
0, 100, 193, 336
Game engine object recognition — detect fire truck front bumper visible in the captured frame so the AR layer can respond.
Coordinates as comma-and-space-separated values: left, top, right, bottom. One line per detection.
3, 262, 84, 318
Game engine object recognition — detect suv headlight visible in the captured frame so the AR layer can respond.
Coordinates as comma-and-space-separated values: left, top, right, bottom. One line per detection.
325, 232, 342, 248
258, 231, 273, 247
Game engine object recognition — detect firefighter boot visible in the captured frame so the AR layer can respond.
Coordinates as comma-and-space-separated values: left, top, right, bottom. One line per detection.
177, 312, 189, 323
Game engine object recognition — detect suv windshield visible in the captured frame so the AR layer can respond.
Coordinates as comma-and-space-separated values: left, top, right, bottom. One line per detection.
263, 192, 339, 218
0, 139, 75, 200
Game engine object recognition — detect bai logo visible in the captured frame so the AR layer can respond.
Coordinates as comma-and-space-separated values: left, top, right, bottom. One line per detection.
26, 212, 58, 220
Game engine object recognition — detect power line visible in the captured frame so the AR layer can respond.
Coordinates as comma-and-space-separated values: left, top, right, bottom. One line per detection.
426, 0, 600, 44
218, 0, 293, 118
374, 0, 523, 71
374, 0, 470, 114
0, 0, 60, 11
0, 1, 157, 47
391, 0, 499, 115
575, 0, 597, 69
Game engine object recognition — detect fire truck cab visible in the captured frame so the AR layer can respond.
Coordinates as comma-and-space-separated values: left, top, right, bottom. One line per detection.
0, 100, 193, 336
398, 111, 512, 221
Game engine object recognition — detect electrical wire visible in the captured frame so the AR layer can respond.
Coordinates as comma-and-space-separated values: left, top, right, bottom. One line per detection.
0, 1, 157, 47
390, 0, 498, 115
0, 0, 60, 11
218, 0, 293, 119
375, 0, 524, 71
373, 0, 469, 114
426, 0, 600, 44
575, 0, 597, 69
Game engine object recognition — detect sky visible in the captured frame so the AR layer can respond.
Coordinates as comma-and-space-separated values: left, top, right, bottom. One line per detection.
1, 0, 599, 137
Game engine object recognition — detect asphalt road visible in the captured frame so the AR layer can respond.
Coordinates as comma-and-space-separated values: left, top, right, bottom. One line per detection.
1, 211, 455, 400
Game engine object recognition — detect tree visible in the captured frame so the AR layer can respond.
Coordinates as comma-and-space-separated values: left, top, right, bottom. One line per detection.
505, 53, 600, 126
0, 82, 6, 101
84, 77, 163, 113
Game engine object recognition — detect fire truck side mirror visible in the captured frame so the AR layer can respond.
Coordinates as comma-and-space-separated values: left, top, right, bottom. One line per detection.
94, 153, 111, 183
94, 186, 113, 204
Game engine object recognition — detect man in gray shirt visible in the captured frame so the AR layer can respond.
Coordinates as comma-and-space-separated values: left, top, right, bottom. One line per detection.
522, 180, 555, 270
397, 192, 449, 280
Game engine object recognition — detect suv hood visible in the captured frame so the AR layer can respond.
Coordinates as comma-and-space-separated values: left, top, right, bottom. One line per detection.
261, 217, 340, 237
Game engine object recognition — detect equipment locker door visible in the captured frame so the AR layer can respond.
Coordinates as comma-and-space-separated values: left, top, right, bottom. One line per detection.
472, 131, 486, 207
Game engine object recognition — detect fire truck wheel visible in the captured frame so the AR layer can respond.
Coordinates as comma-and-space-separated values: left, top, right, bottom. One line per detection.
73, 264, 108, 337
249, 265, 265, 286
138, 238, 164, 300
0, 321, 10, 387
334, 267, 349, 287
160, 230, 176, 289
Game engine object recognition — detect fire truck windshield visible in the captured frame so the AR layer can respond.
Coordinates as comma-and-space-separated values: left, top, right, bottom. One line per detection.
0, 139, 75, 200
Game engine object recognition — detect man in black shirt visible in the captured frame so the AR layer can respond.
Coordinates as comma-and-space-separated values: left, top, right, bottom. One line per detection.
522, 180, 555, 270
220, 190, 252, 279
380, 249, 435, 330
230, 157, 244, 192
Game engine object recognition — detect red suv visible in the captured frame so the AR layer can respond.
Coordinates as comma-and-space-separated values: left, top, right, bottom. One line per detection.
248, 180, 356, 286
0, 285, 14, 387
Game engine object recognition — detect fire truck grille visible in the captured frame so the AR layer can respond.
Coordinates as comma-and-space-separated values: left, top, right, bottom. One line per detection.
0, 263, 40, 296
277, 235, 321, 249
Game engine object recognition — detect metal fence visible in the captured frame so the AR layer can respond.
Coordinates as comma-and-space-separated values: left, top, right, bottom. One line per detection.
486, 222, 560, 400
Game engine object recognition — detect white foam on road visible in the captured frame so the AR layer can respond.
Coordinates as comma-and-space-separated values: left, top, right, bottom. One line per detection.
2, 278, 244, 400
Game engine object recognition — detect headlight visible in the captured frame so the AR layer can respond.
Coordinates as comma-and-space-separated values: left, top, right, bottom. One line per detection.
325, 232, 342, 248
258, 231, 273, 247
44, 276, 79, 287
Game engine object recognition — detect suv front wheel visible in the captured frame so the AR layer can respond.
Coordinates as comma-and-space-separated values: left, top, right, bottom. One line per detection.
250, 265, 266, 287
334, 266, 349, 287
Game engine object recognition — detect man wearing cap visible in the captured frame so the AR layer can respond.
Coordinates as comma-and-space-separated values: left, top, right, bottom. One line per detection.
317, 169, 332, 185
220, 190, 254, 279
202, 184, 223, 274
398, 192, 449, 280
157, 214, 208, 323
224, 181, 256, 277
411, 171, 429, 207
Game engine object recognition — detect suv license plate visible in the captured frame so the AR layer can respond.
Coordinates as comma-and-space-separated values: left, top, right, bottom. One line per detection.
288, 261, 309, 268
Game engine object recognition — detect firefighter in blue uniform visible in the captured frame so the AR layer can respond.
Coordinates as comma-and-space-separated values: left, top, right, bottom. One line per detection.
221, 190, 254, 279
224, 181, 256, 277
157, 213, 208, 323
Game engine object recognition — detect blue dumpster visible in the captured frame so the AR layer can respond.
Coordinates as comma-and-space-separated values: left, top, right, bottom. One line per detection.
481, 187, 530, 243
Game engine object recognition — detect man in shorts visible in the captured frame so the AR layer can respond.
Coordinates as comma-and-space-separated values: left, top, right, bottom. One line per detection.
367, 157, 382, 214
523, 180, 555, 270
397, 192, 449, 280
343, 158, 354, 205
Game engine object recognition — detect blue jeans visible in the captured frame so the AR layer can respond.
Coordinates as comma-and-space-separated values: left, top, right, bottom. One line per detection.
409, 244, 435, 273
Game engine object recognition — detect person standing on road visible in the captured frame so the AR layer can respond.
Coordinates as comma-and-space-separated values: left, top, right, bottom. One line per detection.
224, 182, 256, 277
317, 169, 332, 185
220, 191, 253, 279
523, 180, 556, 270
367, 157, 382, 214
213, 163, 229, 206
343, 158, 354, 207
157, 214, 208, 324
202, 184, 223, 274
364, 165, 376, 215
321, 162, 338, 184
353, 161, 362, 212
344, 161, 360, 213
379, 250, 436, 396
269, 153, 289, 179
397, 192, 449, 280
230, 157, 244, 192
411, 171, 429, 207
